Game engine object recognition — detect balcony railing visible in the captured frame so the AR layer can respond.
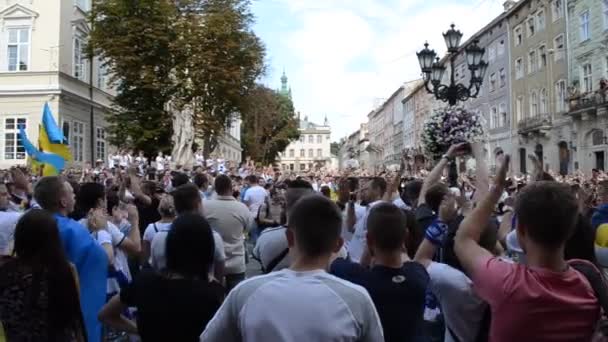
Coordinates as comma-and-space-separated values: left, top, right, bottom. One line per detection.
568, 92, 608, 115
517, 114, 552, 135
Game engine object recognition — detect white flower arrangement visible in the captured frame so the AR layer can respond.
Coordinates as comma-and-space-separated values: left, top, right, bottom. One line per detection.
421, 106, 486, 160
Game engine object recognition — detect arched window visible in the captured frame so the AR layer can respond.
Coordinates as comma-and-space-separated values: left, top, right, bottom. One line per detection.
592, 130, 604, 146
539, 88, 547, 114
530, 90, 538, 117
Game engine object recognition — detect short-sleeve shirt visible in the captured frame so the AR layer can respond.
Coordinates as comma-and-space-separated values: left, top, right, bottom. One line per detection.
0, 211, 22, 255
120, 270, 224, 342
331, 258, 429, 342
472, 256, 600, 342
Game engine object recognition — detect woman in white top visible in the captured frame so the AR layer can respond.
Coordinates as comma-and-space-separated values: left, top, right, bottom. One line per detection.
142, 195, 176, 266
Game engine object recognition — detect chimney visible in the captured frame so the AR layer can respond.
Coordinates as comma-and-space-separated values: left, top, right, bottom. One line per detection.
503, 0, 517, 11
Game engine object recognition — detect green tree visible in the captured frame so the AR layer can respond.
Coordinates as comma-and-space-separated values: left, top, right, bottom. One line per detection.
330, 140, 344, 156
241, 85, 300, 164
89, 0, 264, 157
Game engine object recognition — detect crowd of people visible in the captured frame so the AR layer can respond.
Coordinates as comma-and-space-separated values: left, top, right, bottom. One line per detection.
1, 143, 608, 342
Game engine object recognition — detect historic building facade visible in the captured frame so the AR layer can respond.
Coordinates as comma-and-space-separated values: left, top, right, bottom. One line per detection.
0, 0, 115, 169
565, 0, 608, 172
508, 0, 569, 175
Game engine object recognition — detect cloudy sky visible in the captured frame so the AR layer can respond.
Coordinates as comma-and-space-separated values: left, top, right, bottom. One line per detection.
251, 0, 505, 141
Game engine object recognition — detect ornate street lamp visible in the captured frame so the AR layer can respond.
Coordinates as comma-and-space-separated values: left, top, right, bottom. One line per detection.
417, 24, 488, 106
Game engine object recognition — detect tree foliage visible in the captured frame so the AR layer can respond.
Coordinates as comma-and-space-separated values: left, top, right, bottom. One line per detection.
241, 86, 300, 164
89, 0, 265, 156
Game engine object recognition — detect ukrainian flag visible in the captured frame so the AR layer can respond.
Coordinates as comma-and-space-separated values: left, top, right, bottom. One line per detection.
19, 103, 72, 176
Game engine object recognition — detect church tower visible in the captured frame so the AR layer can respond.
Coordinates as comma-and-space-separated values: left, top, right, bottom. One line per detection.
280, 70, 292, 99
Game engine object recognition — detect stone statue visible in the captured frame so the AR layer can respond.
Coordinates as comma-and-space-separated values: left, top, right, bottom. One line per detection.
168, 100, 195, 170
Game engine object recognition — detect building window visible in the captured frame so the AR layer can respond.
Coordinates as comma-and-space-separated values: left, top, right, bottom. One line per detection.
316, 135, 322, 143
531, 91, 538, 117
4, 118, 26, 160
488, 45, 496, 62
299, 164, 305, 171
289, 149, 294, 157
308, 149, 313, 158
527, 17, 535, 37
515, 58, 524, 79
554, 34, 565, 60
317, 149, 322, 157
540, 88, 547, 114
499, 103, 507, 127
97, 61, 108, 89
538, 45, 547, 69
489, 73, 497, 92
555, 79, 566, 112
537, 9, 545, 32
7, 28, 30, 71
491, 106, 498, 129
516, 96, 524, 122
580, 11, 590, 41
75, 0, 90, 11
514, 25, 523, 46
528, 50, 537, 74
499, 68, 506, 88
299, 135, 304, 143
460, 64, 466, 80
583, 63, 593, 93
300, 149, 305, 157
308, 135, 313, 143
72, 121, 85, 162
498, 39, 505, 56
552, 0, 564, 21
95, 127, 106, 161
73, 36, 87, 81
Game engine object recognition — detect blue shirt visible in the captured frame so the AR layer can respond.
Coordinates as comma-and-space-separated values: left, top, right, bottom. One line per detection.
55, 214, 108, 342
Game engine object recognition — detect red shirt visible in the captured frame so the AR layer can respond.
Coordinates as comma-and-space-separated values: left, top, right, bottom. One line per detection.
472, 256, 600, 342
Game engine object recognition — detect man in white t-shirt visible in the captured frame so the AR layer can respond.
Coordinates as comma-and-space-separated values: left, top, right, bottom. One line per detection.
348, 177, 387, 262
150, 184, 226, 281
202, 195, 383, 342
243, 175, 267, 216
0, 184, 21, 255
155, 152, 165, 172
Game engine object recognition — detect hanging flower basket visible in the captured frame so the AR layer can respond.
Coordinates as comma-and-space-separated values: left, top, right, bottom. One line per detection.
421, 106, 485, 160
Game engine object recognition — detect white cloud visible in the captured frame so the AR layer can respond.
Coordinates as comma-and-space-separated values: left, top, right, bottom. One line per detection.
256, 0, 504, 140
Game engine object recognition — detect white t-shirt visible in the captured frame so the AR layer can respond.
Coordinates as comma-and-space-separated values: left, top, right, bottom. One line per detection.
0, 211, 21, 255
87, 221, 132, 294
151, 228, 226, 275
347, 200, 382, 262
426, 262, 488, 342
143, 221, 172, 244
155, 156, 165, 171
243, 185, 267, 216
341, 204, 366, 244
201, 269, 384, 342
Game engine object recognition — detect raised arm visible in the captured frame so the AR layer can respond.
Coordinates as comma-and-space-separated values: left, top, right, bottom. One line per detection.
455, 155, 510, 275
471, 142, 489, 203
383, 154, 406, 202
418, 143, 466, 205
415, 194, 458, 267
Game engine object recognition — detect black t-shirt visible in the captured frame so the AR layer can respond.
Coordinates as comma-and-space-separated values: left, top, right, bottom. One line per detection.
330, 258, 429, 342
415, 203, 436, 232
120, 270, 224, 342
135, 197, 161, 237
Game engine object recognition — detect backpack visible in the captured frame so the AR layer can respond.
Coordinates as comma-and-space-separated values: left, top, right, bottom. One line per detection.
569, 260, 608, 341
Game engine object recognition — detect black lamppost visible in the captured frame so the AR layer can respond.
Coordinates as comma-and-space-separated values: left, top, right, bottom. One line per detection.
417, 24, 488, 106
416, 24, 488, 186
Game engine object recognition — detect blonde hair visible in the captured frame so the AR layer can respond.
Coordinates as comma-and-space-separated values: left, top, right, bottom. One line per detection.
158, 194, 176, 218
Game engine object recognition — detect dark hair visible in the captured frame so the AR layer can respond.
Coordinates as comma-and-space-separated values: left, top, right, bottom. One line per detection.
214, 175, 232, 195
515, 181, 578, 248
402, 209, 422, 258
320, 186, 331, 198
13, 210, 85, 339
248, 175, 258, 184
72, 182, 105, 221
564, 214, 597, 264
367, 203, 407, 251
288, 195, 342, 257
165, 213, 214, 279
403, 180, 423, 206
34, 176, 65, 211
171, 184, 201, 215
370, 177, 387, 197
193, 173, 209, 189
288, 179, 313, 190
425, 183, 449, 213
171, 173, 190, 188
442, 216, 498, 272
